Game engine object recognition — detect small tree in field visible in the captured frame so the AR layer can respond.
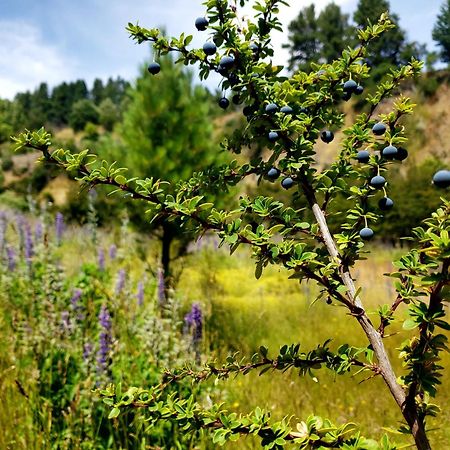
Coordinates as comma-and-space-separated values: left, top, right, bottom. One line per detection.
14, 1, 450, 449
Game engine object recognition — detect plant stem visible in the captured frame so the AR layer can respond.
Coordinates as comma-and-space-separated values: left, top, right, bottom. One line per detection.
301, 179, 431, 450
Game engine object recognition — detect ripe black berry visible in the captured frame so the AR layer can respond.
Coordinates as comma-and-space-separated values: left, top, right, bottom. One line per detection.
265, 103, 278, 114
203, 42, 217, 55
147, 62, 161, 75
342, 91, 352, 101
343, 79, 358, 93
355, 85, 364, 95
321, 130, 334, 143
372, 122, 387, 136
232, 95, 242, 105
381, 145, 398, 160
326, 298, 332, 305
360, 227, 374, 240
219, 55, 235, 70
195, 17, 209, 31
370, 175, 386, 189
281, 177, 294, 189
379, 197, 394, 210
218, 97, 229, 109
356, 150, 370, 163
432, 170, 450, 188
267, 167, 281, 180
243, 105, 255, 117
395, 147, 408, 161
268, 131, 279, 142
249, 42, 259, 53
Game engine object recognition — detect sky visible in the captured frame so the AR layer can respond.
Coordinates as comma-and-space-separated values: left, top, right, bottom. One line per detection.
0, 0, 445, 99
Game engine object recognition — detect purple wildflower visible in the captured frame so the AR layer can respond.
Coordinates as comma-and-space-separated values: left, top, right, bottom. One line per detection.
97, 305, 112, 374
71, 288, 82, 309
24, 223, 33, 267
157, 268, 165, 305
136, 280, 144, 306
115, 269, 126, 295
6, 246, 16, 271
184, 303, 203, 363
83, 342, 93, 362
108, 244, 117, 260
97, 248, 105, 271
55, 212, 64, 245
70, 288, 84, 320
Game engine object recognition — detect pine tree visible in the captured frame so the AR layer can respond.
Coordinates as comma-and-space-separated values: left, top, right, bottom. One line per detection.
317, 3, 353, 64
432, 0, 450, 63
283, 4, 319, 71
100, 55, 228, 280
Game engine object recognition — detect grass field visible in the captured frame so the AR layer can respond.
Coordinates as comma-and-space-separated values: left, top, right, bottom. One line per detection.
0, 215, 449, 448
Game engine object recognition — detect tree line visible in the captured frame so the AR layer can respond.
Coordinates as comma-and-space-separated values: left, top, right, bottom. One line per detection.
284, 0, 450, 79
0, 77, 129, 143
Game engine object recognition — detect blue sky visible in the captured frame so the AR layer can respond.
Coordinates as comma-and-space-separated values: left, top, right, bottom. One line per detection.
0, 0, 444, 99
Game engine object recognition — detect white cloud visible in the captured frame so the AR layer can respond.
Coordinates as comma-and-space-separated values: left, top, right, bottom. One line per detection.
0, 20, 76, 99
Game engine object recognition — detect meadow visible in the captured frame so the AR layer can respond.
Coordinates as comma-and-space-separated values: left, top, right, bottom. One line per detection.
1, 206, 449, 449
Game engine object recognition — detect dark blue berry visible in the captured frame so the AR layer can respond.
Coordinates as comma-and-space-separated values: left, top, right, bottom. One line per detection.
195, 17, 209, 31
432, 170, 450, 188
342, 91, 352, 101
267, 167, 281, 180
395, 147, 408, 161
356, 150, 370, 163
249, 43, 259, 53
203, 42, 217, 55
372, 122, 387, 136
355, 85, 364, 95
147, 62, 161, 75
280, 105, 293, 114
379, 197, 394, 210
370, 175, 386, 189
360, 227, 374, 240
381, 145, 398, 159
343, 79, 358, 93
268, 131, 279, 142
321, 130, 334, 143
219, 55, 235, 70
265, 103, 279, 114
218, 97, 229, 109
281, 177, 295, 189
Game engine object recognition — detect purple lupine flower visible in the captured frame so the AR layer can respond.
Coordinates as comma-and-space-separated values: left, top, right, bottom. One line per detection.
71, 288, 82, 309
157, 267, 165, 304
97, 305, 112, 374
6, 245, 16, 271
24, 223, 33, 267
70, 288, 84, 320
184, 302, 203, 363
97, 248, 105, 271
108, 244, 117, 260
184, 303, 203, 342
115, 268, 126, 295
136, 280, 144, 306
35, 221, 43, 243
55, 212, 64, 245
83, 342, 93, 362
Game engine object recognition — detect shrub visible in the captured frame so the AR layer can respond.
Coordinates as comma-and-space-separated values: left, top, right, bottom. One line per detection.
13, 1, 449, 449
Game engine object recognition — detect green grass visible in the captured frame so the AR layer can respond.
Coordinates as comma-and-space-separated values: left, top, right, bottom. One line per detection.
179, 244, 450, 448
1, 218, 449, 448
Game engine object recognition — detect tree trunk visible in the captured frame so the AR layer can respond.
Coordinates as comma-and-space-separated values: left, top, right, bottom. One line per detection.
302, 180, 431, 450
